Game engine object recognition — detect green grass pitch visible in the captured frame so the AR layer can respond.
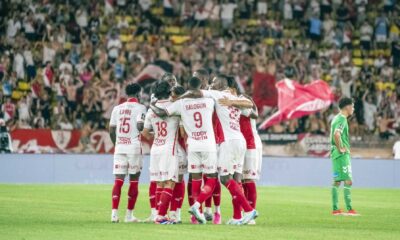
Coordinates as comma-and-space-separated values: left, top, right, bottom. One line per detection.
0, 185, 399, 240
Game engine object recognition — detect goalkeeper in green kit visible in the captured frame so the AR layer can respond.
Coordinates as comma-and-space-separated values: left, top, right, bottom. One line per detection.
330, 97, 359, 216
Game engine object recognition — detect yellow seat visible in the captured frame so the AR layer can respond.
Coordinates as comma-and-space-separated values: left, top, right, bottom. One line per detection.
352, 39, 360, 46
352, 58, 363, 66
366, 58, 374, 65
164, 26, 181, 35
64, 42, 72, 50
352, 49, 362, 57
170, 35, 190, 45
384, 48, 392, 57
11, 90, 23, 100
120, 34, 133, 43
18, 81, 30, 91
248, 19, 259, 26
151, 7, 163, 15
264, 38, 275, 45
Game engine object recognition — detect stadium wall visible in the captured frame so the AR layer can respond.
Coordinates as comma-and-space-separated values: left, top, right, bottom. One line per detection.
0, 154, 399, 188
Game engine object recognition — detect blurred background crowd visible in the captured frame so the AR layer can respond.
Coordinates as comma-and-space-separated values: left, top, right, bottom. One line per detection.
0, 0, 400, 141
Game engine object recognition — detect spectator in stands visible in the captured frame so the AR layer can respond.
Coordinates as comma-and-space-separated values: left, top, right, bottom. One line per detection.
221, 0, 237, 29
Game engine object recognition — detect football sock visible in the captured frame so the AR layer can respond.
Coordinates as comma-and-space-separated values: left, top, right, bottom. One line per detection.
232, 196, 242, 220
158, 188, 173, 216
149, 181, 157, 209
244, 181, 257, 209
332, 185, 339, 211
196, 178, 217, 204
155, 187, 163, 210
127, 180, 139, 210
225, 179, 253, 212
213, 178, 221, 208
112, 179, 124, 210
178, 179, 185, 209
188, 178, 194, 206
170, 182, 183, 212
344, 184, 352, 211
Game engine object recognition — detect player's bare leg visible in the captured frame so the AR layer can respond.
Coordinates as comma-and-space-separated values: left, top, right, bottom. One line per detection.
125, 172, 141, 223
111, 174, 125, 223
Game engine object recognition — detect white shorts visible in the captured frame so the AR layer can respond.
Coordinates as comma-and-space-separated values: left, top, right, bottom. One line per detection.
243, 147, 263, 180
177, 144, 188, 175
218, 139, 246, 176
187, 152, 218, 174
149, 153, 179, 182
113, 154, 143, 175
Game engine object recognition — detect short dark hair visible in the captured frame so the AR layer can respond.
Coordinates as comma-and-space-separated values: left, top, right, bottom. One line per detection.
189, 77, 202, 89
125, 83, 142, 97
154, 81, 171, 99
161, 72, 175, 82
338, 97, 353, 109
172, 86, 186, 96
194, 68, 209, 79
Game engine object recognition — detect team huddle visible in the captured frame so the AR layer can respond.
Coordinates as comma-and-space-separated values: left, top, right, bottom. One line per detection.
108, 70, 261, 225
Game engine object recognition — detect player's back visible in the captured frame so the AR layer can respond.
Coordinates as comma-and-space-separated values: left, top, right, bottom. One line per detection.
202, 90, 244, 141
111, 100, 147, 154
177, 98, 216, 152
145, 100, 180, 155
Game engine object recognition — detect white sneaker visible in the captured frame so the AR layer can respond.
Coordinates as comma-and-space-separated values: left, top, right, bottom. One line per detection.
241, 210, 258, 225
142, 214, 157, 223
248, 219, 256, 225
124, 212, 139, 223
111, 210, 119, 223
188, 205, 206, 224
226, 218, 242, 225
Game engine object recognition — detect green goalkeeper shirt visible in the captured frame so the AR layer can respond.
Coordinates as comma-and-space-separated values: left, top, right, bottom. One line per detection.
330, 113, 350, 159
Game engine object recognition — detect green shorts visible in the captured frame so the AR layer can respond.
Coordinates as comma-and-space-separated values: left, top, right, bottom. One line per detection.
331, 153, 352, 182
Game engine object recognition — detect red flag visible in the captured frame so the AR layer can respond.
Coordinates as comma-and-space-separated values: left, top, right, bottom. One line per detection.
252, 72, 278, 110
259, 79, 334, 130
133, 64, 166, 83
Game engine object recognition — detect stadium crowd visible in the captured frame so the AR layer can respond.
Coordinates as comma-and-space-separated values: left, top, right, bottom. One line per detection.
0, 0, 400, 140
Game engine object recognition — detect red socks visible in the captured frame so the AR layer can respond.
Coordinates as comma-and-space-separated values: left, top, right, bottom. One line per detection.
225, 179, 253, 212
170, 181, 184, 211
213, 178, 221, 206
155, 187, 163, 210
179, 180, 185, 209
127, 180, 139, 210
191, 179, 202, 203
244, 181, 257, 209
196, 178, 217, 204
232, 196, 242, 219
112, 179, 124, 209
158, 188, 173, 216
204, 175, 212, 208
149, 181, 157, 209
187, 178, 194, 206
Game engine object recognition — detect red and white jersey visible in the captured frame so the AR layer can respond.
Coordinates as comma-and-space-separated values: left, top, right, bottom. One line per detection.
241, 108, 262, 149
144, 100, 180, 156
166, 98, 216, 152
201, 90, 245, 141
109, 98, 147, 154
